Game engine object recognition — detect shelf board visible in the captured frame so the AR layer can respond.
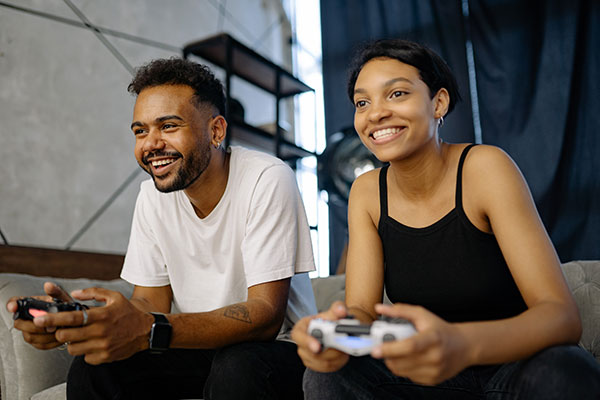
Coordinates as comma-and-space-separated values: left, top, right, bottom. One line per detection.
229, 120, 316, 160
183, 33, 313, 98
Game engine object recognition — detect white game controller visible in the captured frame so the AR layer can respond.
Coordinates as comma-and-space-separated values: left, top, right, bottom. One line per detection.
308, 317, 417, 356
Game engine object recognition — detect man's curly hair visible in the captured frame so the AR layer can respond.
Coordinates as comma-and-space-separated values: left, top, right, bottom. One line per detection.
127, 57, 226, 116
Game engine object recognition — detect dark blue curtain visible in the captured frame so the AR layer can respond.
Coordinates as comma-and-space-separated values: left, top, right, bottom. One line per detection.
469, 0, 600, 261
321, 0, 600, 271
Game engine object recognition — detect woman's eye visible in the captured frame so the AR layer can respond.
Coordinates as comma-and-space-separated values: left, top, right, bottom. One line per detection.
391, 90, 407, 98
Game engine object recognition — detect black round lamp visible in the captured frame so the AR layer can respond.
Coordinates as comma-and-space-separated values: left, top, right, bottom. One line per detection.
318, 127, 384, 202
318, 127, 384, 274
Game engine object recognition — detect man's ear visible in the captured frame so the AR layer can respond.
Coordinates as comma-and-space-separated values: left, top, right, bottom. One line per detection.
433, 88, 450, 119
210, 115, 228, 147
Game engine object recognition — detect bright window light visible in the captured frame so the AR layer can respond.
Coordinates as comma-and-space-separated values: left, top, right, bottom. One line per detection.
284, 0, 329, 277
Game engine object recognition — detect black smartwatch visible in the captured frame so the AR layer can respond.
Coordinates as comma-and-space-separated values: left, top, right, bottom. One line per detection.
149, 312, 172, 353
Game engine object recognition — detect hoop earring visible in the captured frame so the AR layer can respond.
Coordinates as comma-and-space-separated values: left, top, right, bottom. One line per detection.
438, 116, 444, 128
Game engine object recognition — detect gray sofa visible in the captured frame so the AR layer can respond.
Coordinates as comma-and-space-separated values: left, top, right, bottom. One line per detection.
1, 261, 599, 399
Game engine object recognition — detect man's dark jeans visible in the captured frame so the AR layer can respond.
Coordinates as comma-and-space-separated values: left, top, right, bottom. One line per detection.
303, 345, 600, 400
67, 341, 304, 400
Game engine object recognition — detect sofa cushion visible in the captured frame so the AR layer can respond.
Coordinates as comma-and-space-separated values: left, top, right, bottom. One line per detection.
310, 274, 345, 313
31, 382, 66, 400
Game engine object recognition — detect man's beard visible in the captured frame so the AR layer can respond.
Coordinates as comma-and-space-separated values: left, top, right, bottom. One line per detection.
141, 143, 212, 193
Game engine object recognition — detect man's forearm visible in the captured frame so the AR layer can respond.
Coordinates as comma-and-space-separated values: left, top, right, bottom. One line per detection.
130, 297, 165, 313
167, 298, 284, 349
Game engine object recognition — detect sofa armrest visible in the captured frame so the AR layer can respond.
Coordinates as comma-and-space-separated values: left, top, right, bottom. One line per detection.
561, 261, 600, 362
0, 273, 133, 400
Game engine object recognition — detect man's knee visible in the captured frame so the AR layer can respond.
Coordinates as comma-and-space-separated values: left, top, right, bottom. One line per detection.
213, 344, 266, 380
204, 344, 271, 399
205, 342, 304, 400
67, 355, 117, 399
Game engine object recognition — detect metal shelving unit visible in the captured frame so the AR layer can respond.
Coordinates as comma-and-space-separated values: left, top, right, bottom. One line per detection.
183, 33, 316, 161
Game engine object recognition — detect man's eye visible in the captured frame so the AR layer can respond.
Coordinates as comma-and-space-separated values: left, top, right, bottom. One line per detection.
162, 123, 177, 130
134, 129, 145, 135
391, 90, 407, 98
355, 100, 367, 108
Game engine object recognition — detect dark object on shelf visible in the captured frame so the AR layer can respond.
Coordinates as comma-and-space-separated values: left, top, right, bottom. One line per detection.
183, 33, 315, 161
229, 97, 245, 121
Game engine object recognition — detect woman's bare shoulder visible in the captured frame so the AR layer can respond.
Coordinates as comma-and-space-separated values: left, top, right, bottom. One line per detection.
461, 144, 531, 209
462, 144, 517, 171
348, 167, 383, 218
350, 168, 382, 199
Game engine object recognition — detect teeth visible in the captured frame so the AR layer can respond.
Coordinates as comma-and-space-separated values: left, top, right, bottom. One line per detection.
151, 159, 175, 167
372, 127, 402, 140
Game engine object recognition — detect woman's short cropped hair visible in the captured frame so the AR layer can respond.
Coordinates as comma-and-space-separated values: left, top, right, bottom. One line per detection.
347, 39, 461, 114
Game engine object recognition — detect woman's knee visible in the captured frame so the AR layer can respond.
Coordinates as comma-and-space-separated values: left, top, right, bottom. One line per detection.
522, 345, 600, 397
303, 368, 346, 399
303, 362, 382, 400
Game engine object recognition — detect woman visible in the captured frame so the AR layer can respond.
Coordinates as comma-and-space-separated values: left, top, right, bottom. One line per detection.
291, 39, 600, 399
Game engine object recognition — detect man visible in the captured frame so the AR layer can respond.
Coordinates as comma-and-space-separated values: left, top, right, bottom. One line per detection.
7, 58, 317, 399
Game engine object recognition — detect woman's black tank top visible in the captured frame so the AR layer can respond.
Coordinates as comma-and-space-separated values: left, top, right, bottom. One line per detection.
378, 144, 527, 322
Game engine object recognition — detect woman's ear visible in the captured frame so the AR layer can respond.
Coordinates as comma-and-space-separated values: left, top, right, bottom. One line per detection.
433, 88, 450, 119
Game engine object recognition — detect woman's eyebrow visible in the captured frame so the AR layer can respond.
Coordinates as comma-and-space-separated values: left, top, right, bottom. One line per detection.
354, 77, 413, 96
383, 77, 412, 87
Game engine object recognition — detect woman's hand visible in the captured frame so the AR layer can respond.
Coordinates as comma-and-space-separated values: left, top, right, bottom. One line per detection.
372, 303, 470, 385
291, 301, 351, 372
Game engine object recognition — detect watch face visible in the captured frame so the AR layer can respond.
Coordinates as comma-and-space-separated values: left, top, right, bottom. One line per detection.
150, 313, 172, 351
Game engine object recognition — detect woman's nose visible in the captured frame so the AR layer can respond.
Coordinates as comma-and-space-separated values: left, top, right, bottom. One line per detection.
367, 100, 392, 122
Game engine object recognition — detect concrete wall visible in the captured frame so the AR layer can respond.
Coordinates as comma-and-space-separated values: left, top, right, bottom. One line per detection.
0, 0, 294, 254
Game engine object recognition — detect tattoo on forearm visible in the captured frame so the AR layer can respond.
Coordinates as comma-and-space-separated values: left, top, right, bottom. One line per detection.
224, 305, 252, 323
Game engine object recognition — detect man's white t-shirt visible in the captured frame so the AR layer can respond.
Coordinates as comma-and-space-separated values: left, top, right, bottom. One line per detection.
121, 146, 317, 340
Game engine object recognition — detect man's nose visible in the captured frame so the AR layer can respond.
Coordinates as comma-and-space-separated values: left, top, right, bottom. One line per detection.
142, 128, 165, 153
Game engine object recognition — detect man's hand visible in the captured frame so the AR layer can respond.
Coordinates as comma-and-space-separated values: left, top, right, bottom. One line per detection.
371, 303, 469, 386
291, 301, 351, 373
6, 282, 77, 350
32, 287, 154, 365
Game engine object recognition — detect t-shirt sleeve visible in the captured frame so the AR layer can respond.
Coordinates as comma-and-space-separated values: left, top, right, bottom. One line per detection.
241, 164, 315, 288
120, 184, 171, 287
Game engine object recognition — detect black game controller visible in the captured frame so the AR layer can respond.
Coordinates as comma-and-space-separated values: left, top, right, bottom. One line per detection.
13, 297, 88, 321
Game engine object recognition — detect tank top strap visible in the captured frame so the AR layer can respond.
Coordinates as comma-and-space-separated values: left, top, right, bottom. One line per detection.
379, 165, 390, 218
455, 144, 478, 210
